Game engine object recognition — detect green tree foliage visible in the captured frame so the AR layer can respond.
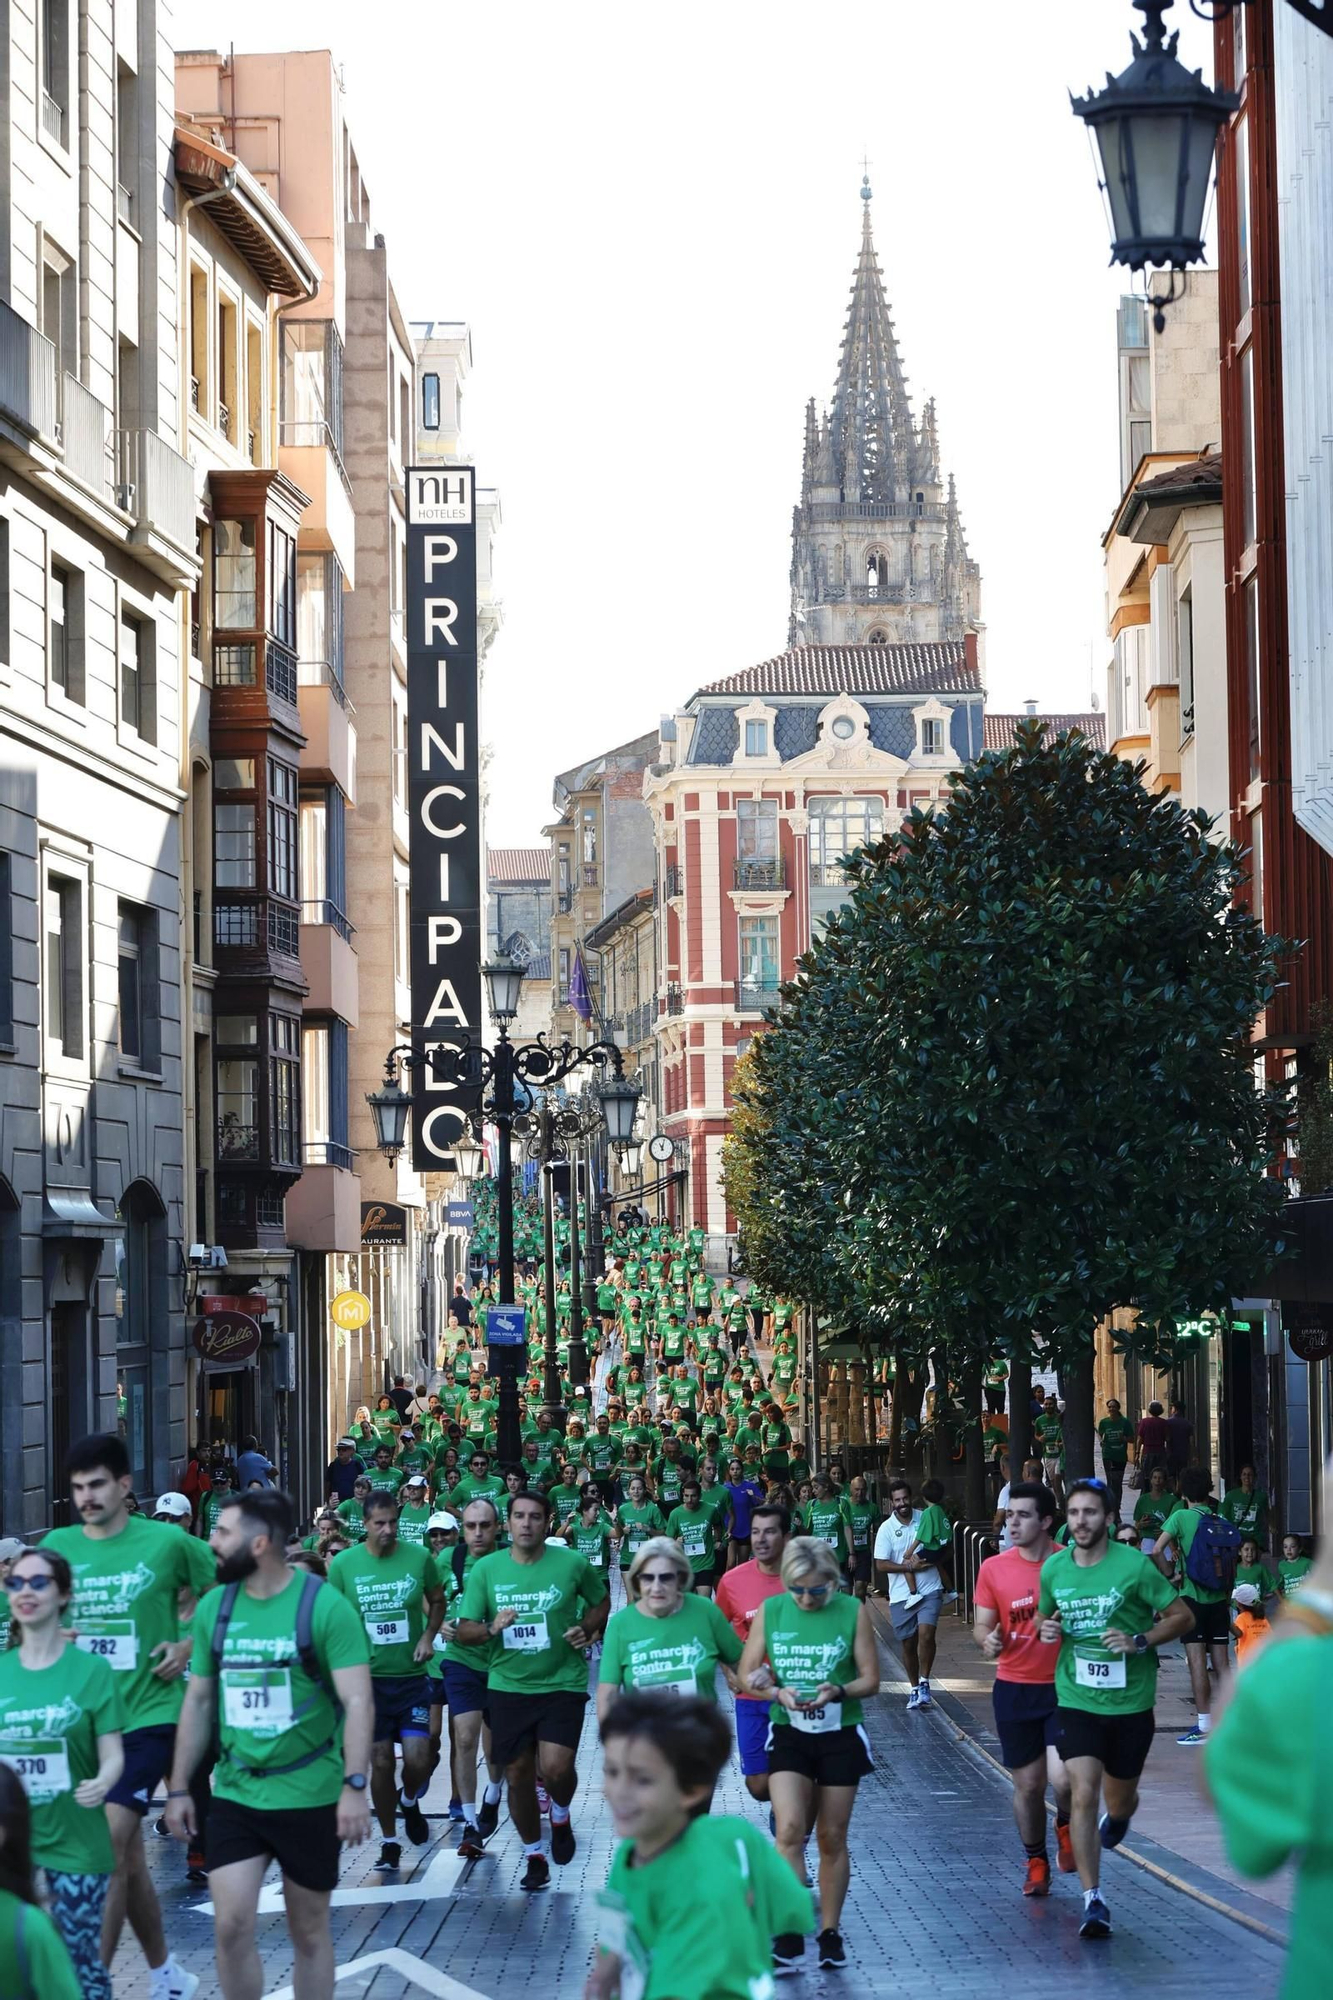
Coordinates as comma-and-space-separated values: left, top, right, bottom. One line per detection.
724, 723, 1288, 1380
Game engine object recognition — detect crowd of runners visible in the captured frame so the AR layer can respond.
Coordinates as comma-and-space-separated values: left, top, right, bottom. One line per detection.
0, 1206, 1326, 1996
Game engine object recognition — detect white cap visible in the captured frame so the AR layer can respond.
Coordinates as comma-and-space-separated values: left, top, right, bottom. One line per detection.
426, 1512, 459, 1532
336, 1436, 357, 1448
1232, 1582, 1261, 1608
0, 1537, 28, 1562
400, 1429, 416, 1442
154, 1493, 193, 1520
403, 1472, 429, 1489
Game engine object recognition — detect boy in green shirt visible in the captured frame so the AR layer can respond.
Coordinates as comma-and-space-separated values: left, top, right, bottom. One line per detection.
1156, 1467, 1237, 1744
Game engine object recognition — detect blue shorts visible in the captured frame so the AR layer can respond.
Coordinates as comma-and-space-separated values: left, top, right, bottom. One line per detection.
734, 1698, 772, 1777
992, 1679, 1059, 1769
443, 1660, 490, 1720
107, 1724, 177, 1814
372, 1674, 433, 1745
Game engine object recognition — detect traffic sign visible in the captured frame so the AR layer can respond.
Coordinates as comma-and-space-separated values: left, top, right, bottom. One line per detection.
330, 1290, 372, 1331
486, 1305, 527, 1347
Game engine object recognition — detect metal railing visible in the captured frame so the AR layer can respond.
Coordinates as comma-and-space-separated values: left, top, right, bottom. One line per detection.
296, 657, 353, 713
214, 642, 257, 688
304, 1139, 355, 1171
0, 300, 57, 440
114, 429, 196, 550
665, 983, 684, 1016
734, 856, 786, 889
301, 898, 355, 942
735, 978, 781, 1012
625, 1001, 654, 1045
952, 1519, 999, 1620
266, 642, 299, 707
664, 864, 683, 898
61, 374, 112, 496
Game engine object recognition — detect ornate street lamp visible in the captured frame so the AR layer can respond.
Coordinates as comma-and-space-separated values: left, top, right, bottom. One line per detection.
482, 954, 525, 1026
364, 1067, 412, 1163
599, 1074, 641, 1150
1073, 0, 1238, 330
453, 1131, 486, 1183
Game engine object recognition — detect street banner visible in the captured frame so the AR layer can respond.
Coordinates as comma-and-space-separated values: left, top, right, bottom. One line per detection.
405, 465, 482, 1170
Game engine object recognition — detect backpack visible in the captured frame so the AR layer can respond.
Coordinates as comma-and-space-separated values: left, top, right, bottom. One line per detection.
1184, 1509, 1242, 1594
209, 1570, 342, 1776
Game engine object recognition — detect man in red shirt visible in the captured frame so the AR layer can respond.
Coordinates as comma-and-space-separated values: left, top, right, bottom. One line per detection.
973, 1480, 1074, 1896
1135, 1402, 1170, 1485
715, 1500, 790, 1801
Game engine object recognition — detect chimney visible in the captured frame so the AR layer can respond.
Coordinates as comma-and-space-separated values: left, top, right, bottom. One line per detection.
1024, 699, 1039, 717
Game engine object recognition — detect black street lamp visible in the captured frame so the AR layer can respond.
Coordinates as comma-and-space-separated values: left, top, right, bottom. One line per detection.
518, 1091, 603, 1425
1072, 0, 1238, 330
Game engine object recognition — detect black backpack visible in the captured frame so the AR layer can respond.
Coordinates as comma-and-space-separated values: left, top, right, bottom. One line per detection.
208, 1570, 342, 1777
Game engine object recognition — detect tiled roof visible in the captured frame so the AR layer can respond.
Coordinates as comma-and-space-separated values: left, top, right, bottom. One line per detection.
1132, 453, 1223, 502
693, 642, 978, 700
983, 712, 1107, 752
487, 847, 550, 885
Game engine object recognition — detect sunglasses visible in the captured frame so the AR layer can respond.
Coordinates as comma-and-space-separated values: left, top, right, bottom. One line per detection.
4, 1572, 57, 1592
788, 1582, 833, 1600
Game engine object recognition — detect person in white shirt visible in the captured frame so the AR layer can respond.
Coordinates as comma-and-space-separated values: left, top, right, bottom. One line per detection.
872, 1479, 943, 1710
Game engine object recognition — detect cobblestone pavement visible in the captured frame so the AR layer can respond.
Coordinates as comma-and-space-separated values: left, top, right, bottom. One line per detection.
106, 1615, 1287, 2000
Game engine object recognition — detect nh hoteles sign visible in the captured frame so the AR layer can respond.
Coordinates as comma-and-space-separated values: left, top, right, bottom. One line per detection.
405, 466, 482, 1170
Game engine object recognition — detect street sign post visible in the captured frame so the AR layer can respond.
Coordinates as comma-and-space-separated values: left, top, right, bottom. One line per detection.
486, 1305, 526, 1346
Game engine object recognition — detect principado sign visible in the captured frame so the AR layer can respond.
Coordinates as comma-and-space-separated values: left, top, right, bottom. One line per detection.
406, 464, 482, 1172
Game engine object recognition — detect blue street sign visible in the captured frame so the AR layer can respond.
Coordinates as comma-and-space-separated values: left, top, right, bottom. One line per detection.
486, 1305, 527, 1347
447, 1202, 475, 1230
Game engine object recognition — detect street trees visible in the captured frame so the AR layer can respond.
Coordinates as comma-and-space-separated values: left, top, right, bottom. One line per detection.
724, 722, 1287, 1504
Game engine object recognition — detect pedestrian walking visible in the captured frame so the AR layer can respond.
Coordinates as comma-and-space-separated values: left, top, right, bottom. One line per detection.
715, 1503, 791, 1805
1155, 1467, 1241, 1744
596, 1538, 740, 1718
1095, 1398, 1135, 1518
872, 1479, 945, 1708
1135, 1402, 1170, 1486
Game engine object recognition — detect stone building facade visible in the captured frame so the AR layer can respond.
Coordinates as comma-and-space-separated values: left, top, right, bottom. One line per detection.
545, 732, 657, 1042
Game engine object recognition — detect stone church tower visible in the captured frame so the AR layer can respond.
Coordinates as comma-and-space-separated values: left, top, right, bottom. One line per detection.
789, 179, 983, 649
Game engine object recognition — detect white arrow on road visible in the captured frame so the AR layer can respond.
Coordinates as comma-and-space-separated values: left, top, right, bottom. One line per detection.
264, 1946, 493, 1999
193, 1843, 470, 1916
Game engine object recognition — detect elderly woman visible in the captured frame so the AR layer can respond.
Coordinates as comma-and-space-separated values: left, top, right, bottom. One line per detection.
596, 1537, 742, 1721
737, 1536, 880, 1976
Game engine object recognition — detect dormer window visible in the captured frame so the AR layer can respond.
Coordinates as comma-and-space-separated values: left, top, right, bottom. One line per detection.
744, 720, 769, 757
921, 717, 944, 757
830, 716, 856, 742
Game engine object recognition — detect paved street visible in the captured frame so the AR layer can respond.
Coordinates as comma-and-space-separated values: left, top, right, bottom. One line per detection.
110, 1624, 1286, 2000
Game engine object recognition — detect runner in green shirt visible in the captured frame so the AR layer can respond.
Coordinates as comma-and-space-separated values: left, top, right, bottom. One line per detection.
437, 1497, 506, 1860
805, 1481, 851, 1571
616, 1477, 669, 1572
1279, 1537, 1313, 1596
1035, 1478, 1193, 1940
396, 1474, 434, 1546
336, 1477, 373, 1543
362, 1446, 405, 1498
1156, 1468, 1237, 1745
842, 1476, 878, 1601
450, 1449, 508, 1512
597, 1550, 741, 1711
565, 1489, 616, 1572
326, 1492, 446, 1869
667, 1480, 724, 1591
199, 1460, 236, 1536
454, 1490, 609, 1890
165, 1486, 373, 1996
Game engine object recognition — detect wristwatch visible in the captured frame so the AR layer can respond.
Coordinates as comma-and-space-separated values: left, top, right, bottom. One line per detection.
1132, 1632, 1149, 1655
342, 1772, 369, 1792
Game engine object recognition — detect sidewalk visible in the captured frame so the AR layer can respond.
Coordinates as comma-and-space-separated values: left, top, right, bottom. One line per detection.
872, 1595, 1296, 1930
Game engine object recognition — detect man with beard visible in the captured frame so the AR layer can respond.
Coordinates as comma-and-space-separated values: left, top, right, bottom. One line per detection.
165, 1488, 374, 2000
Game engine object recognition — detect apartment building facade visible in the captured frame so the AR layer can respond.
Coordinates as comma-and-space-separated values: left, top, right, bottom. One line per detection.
545, 732, 657, 1041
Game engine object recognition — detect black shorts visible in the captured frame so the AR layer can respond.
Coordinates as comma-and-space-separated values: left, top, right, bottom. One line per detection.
1054, 1704, 1156, 1781
371, 1673, 433, 1744
688, 1567, 717, 1589
487, 1688, 588, 1770
206, 1794, 342, 1893
851, 1548, 871, 1585
992, 1680, 1059, 1769
766, 1719, 873, 1786
107, 1724, 177, 1814
1183, 1596, 1231, 1645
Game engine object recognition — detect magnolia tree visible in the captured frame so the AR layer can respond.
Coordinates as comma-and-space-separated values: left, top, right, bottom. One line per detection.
724, 723, 1288, 1511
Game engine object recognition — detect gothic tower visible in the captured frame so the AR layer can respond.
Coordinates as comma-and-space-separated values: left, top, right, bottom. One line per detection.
789, 179, 983, 649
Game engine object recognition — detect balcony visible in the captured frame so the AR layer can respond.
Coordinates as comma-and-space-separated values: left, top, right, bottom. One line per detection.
286, 1158, 362, 1253
299, 914, 359, 1026
735, 978, 782, 1013
849, 581, 907, 604
0, 300, 57, 442
625, 1000, 654, 1045
279, 428, 356, 583
664, 864, 683, 899
214, 897, 303, 973
733, 856, 786, 890
60, 374, 112, 496
114, 428, 198, 581
297, 674, 357, 801
266, 641, 299, 709
665, 983, 684, 1016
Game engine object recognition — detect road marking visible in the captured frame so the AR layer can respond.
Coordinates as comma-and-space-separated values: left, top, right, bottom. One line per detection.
264, 1946, 493, 1999
193, 1844, 469, 1916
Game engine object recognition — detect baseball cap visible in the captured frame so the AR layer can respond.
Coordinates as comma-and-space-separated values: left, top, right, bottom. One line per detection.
400, 1429, 416, 1442
403, 1472, 428, 1488
154, 1492, 193, 1520
0, 1537, 28, 1563
336, 1436, 357, 1449
426, 1512, 459, 1533
1232, 1582, 1261, 1608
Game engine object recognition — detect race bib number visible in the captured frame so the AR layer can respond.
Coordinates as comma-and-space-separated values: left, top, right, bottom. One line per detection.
791, 1701, 842, 1735
1074, 1653, 1127, 1690
683, 1534, 707, 1557
222, 1668, 294, 1731
588, 1551, 604, 1566
640, 1673, 697, 1697
502, 1615, 549, 1652
75, 1620, 139, 1671
367, 1616, 409, 1647
0, 1739, 71, 1797
823, 1533, 841, 1549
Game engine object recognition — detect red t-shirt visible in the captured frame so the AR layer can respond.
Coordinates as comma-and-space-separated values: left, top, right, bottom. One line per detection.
974, 1545, 1056, 1685
715, 1558, 785, 1703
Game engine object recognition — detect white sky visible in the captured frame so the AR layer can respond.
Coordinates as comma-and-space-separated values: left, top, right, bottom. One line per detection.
172, 0, 1216, 845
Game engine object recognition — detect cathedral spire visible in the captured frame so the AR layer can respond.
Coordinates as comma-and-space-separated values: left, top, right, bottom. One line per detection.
800, 397, 818, 501
916, 396, 940, 488
826, 177, 917, 507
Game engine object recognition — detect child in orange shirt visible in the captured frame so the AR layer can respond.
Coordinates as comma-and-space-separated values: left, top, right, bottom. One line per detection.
1230, 1582, 1271, 1662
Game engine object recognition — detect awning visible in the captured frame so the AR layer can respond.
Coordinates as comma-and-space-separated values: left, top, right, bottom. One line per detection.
42, 1195, 123, 1240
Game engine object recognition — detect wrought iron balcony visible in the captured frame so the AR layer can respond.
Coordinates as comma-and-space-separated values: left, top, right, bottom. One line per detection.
664, 864, 684, 898
735, 977, 782, 1013
733, 856, 786, 890
665, 983, 684, 1016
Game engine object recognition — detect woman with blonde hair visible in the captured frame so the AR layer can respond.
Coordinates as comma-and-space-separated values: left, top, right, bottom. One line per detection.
596, 1537, 742, 1722
737, 1536, 879, 1976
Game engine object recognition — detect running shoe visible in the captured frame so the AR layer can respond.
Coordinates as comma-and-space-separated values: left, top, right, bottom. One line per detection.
477, 1793, 502, 1840
1055, 1822, 1077, 1873
535, 1780, 551, 1815
167, 1971, 200, 2000
905, 1687, 923, 1711
1098, 1811, 1131, 1851
550, 1815, 576, 1864
1176, 1727, 1208, 1746
915, 1683, 934, 1710
521, 1853, 551, 1892
401, 1793, 430, 1846
457, 1829, 487, 1860
817, 1929, 847, 1969
1079, 1892, 1112, 1939
448, 1797, 464, 1823
772, 1934, 805, 1976
378, 1839, 402, 1870
1022, 1856, 1052, 1898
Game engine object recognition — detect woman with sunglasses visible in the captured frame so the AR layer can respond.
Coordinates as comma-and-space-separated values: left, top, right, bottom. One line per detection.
737, 1536, 880, 1975
595, 1538, 742, 1722
0, 1550, 124, 1999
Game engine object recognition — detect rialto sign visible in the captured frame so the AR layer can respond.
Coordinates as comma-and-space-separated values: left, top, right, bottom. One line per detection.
406, 466, 482, 1170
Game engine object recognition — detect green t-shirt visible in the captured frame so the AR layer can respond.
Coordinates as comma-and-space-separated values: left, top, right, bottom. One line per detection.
1035, 1413, 1064, 1461
762, 1589, 862, 1726
450, 1473, 507, 1511
1159, 1506, 1231, 1604
326, 1541, 441, 1678
666, 1504, 718, 1574
458, 1544, 607, 1695
363, 1464, 405, 1497
843, 1500, 876, 1552
1037, 1541, 1179, 1714
1221, 1487, 1269, 1537
335, 1499, 368, 1542
1134, 1490, 1172, 1535
617, 1502, 668, 1567
914, 1501, 951, 1554
1098, 1415, 1135, 1468
0, 1889, 83, 2000
397, 1504, 433, 1547
805, 1499, 850, 1563
598, 1594, 741, 1700
548, 1482, 584, 1528
653, 1457, 693, 1511
569, 1521, 614, 1572
442, 1550, 495, 1671
1235, 1560, 1272, 1597
43, 1514, 216, 1730
586, 1433, 622, 1476
1279, 1557, 1313, 1597
0, 1646, 122, 1873
200, 1490, 229, 1535
192, 1573, 370, 1808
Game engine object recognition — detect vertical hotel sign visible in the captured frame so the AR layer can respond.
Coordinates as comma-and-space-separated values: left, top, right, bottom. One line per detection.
406, 466, 481, 1169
